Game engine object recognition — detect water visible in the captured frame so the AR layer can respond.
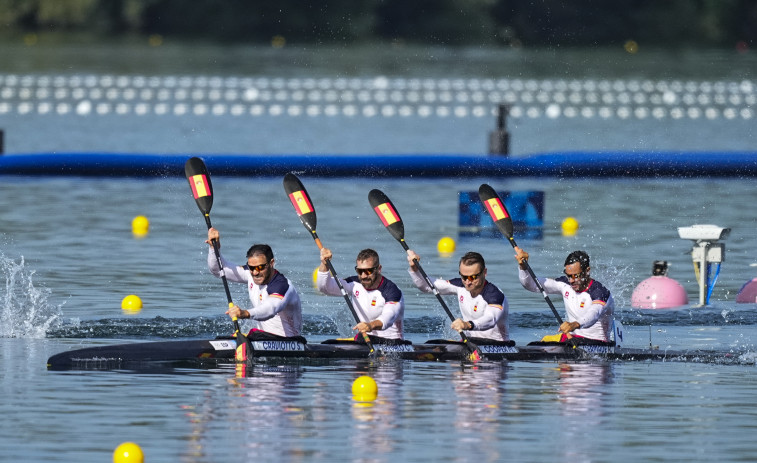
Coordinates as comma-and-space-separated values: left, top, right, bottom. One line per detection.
1, 44, 757, 462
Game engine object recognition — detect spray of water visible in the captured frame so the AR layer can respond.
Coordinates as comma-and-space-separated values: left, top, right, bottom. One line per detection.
1, 254, 63, 338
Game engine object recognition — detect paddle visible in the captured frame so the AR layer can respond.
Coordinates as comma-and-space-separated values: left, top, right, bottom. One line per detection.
185, 156, 252, 363
282, 173, 378, 357
477, 184, 578, 348
368, 189, 483, 362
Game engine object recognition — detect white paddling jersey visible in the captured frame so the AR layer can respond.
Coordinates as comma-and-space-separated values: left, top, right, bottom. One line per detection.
519, 269, 614, 341
316, 271, 405, 340
408, 269, 509, 341
208, 250, 303, 337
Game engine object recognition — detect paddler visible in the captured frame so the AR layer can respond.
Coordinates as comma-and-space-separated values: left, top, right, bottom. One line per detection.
317, 248, 406, 341
206, 227, 303, 338
514, 247, 615, 344
406, 250, 510, 342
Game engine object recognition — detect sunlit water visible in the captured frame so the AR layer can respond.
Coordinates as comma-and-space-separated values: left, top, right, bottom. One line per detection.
1, 45, 757, 462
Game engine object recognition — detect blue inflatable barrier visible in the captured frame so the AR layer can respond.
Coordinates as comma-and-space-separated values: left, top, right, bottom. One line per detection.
1, 151, 757, 177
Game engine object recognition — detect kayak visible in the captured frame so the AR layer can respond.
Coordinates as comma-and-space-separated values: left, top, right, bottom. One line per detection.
46, 336, 735, 371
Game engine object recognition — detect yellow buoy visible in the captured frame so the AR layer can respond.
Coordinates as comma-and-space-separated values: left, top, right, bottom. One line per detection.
113, 442, 144, 463
352, 375, 378, 402
562, 217, 579, 236
121, 294, 143, 313
132, 215, 149, 237
437, 236, 456, 254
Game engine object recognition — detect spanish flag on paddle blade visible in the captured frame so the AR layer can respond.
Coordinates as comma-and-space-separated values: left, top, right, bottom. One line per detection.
484, 197, 509, 221
288, 191, 313, 216
374, 202, 400, 226
189, 174, 211, 199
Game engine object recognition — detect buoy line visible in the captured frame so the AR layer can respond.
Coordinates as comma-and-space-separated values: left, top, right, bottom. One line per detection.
0, 74, 753, 121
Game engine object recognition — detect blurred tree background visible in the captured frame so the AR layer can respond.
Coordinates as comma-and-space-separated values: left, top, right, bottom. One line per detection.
0, 0, 755, 48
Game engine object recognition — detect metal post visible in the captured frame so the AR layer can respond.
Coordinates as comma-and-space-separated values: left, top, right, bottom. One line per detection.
488, 105, 510, 156
698, 243, 708, 306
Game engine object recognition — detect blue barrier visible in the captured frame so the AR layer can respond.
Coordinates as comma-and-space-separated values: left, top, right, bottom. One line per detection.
1, 151, 757, 177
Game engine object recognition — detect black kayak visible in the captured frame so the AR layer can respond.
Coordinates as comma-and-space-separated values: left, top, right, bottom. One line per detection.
46, 336, 735, 371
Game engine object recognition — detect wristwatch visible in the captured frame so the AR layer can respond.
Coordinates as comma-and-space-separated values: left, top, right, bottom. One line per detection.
467, 320, 475, 330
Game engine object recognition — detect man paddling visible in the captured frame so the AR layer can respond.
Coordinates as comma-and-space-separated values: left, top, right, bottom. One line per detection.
406, 250, 510, 342
206, 228, 303, 337
514, 247, 614, 343
317, 248, 405, 341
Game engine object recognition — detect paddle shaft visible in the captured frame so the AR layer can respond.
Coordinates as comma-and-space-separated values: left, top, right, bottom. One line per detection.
506, 235, 564, 325
399, 240, 481, 348
204, 215, 244, 334
310, 232, 376, 352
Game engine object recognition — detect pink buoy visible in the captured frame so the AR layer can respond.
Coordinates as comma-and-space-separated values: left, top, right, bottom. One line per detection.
632, 261, 689, 309
631, 276, 689, 309
736, 278, 757, 303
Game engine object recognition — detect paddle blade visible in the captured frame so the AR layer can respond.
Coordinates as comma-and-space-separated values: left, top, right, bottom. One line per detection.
283, 173, 317, 232
185, 157, 213, 214
368, 189, 405, 242
478, 183, 513, 238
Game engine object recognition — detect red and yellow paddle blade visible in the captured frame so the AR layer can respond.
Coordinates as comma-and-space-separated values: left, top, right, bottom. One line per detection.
184, 157, 214, 215
368, 189, 405, 242
283, 173, 317, 232
478, 184, 514, 238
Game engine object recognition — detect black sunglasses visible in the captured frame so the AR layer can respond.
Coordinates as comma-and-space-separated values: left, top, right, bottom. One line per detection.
355, 266, 378, 276
248, 262, 269, 272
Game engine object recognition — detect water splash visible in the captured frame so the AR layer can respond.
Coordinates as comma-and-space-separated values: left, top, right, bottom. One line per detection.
1, 254, 62, 338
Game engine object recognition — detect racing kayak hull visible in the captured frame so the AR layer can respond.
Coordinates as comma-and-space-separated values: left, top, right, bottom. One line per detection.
46, 337, 730, 370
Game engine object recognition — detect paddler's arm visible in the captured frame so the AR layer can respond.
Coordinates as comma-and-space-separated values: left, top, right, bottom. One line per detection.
316, 247, 345, 296
560, 321, 580, 334
451, 319, 474, 332
206, 228, 247, 283
353, 319, 383, 334
226, 304, 250, 319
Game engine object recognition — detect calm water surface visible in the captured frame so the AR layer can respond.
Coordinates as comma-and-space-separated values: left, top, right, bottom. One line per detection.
1, 44, 757, 462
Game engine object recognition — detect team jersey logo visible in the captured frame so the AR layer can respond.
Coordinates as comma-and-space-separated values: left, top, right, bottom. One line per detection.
473, 304, 479, 312
189, 174, 210, 199
354, 289, 360, 297
565, 291, 570, 297
371, 298, 377, 307
580, 301, 585, 308
459, 295, 464, 302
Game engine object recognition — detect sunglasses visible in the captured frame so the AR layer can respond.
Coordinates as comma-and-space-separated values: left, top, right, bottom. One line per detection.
355, 266, 378, 276
248, 262, 269, 272
564, 270, 585, 280
459, 271, 482, 282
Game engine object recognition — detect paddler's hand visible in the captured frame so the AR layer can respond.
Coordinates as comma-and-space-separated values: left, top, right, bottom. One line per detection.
353, 321, 377, 334
560, 321, 580, 334
514, 246, 529, 269
319, 247, 333, 272
451, 318, 473, 332
206, 227, 220, 247
226, 304, 249, 320
407, 249, 420, 270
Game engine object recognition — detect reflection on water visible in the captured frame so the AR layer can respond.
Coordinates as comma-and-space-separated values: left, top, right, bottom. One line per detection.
350, 364, 404, 459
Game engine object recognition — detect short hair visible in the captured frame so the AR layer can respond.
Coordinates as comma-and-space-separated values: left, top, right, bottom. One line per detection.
356, 248, 379, 265
459, 251, 485, 269
246, 244, 274, 262
564, 250, 590, 271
